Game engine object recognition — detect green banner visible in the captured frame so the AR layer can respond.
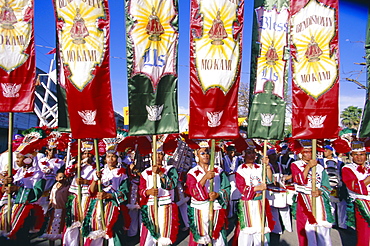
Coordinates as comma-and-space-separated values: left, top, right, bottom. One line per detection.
247, 0, 289, 140
359, 8, 370, 138
125, 0, 179, 136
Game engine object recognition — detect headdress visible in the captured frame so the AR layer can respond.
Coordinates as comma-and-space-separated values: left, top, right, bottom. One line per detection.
351, 141, 365, 152
103, 130, 128, 154
15, 127, 46, 164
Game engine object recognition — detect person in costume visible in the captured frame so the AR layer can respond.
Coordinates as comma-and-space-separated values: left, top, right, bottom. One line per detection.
187, 142, 230, 246
139, 149, 179, 246
63, 140, 96, 246
126, 160, 141, 237
222, 144, 243, 218
291, 140, 333, 246
266, 148, 292, 236
40, 170, 70, 245
342, 141, 370, 246
0, 150, 46, 244
233, 144, 274, 246
318, 145, 347, 229
277, 144, 294, 183
83, 148, 129, 245
37, 133, 66, 213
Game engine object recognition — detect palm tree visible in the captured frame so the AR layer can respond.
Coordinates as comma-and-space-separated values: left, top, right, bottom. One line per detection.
340, 106, 363, 129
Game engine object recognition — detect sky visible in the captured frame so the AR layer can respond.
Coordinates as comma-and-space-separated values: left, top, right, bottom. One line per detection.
34, 0, 369, 117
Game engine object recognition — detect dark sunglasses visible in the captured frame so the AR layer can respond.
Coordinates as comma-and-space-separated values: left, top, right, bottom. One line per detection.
200, 151, 209, 155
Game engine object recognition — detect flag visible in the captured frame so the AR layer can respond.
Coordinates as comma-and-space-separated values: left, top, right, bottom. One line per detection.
247, 0, 290, 140
189, 0, 244, 139
358, 9, 370, 137
290, 0, 339, 139
0, 1, 35, 112
125, 0, 179, 135
54, 0, 116, 139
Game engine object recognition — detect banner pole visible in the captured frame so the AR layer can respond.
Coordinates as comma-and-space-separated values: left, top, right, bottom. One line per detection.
261, 140, 267, 244
311, 139, 317, 220
152, 135, 159, 239
208, 139, 216, 246
77, 139, 83, 246
94, 139, 106, 231
7, 112, 14, 231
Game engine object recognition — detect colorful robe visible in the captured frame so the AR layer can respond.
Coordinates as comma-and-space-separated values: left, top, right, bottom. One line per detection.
342, 162, 370, 246
139, 165, 179, 246
82, 166, 129, 246
186, 165, 230, 246
0, 166, 45, 239
233, 163, 274, 246
291, 160, 333, 246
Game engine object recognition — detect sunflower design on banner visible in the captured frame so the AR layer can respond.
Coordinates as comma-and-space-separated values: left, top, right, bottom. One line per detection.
291, 0, 337, 100
56, 1, 107, 91
0, 0, 33, 73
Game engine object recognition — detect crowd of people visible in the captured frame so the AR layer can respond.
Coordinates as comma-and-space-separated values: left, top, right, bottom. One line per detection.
0, 127, 368, 246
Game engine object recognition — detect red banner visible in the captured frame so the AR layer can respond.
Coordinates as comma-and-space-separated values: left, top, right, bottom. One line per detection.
0, 1, 35, 112
54, 0, 116, 139
291, 0, 339, 139
189, 0, 244, 139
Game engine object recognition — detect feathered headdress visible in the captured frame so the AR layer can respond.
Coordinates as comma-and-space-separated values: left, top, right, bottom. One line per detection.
16, 127, 46, 155
103, 129, 128, 153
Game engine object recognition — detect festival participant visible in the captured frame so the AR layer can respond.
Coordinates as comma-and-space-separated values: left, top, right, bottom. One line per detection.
266, 148, 292, 236
139, 149, 179, 246
222, 144, 243, 218
291, 140, 333, 246
40, 170, 70, 245
37, 135, 66, 213
342, 141, 370, 246
318, 145, 347, 229
126, 161, 141, 237
83, 149, 129, 245
0, 149, 46, 244
187, 142, 230, 246
63, 140, 96, 246
277, 144, 294, 183
233, 144, 274, 246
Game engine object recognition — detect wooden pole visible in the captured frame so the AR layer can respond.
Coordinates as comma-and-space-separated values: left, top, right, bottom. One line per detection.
208, 139, 216, 246
7, 112, 13, 231
261, 140, 267, 244
311, 139, 317, 219
77, 139, 83, 246
152, 135, 159, 238
94, 139, 106, 230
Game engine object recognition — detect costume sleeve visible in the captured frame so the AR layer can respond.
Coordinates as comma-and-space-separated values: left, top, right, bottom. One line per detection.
319, 170, 332, 196
112, 178, 129, 205
139, 175, 149, 206
291, 162, 307, 185
160, 167, 178, 190
342, 167, 369, 195
235, 172, 256, 200
186, 173, 209, 201
28, 178, 46, 203
217, 171, 230, 208
65, 164, 77, 178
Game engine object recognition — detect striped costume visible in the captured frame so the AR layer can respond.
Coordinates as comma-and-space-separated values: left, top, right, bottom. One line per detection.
233, 163, 274, 246
342, 162, 370, 246
63, 163, 95, 246
291, 160, 333, 246
187, 165, 230, 246
82, 166, 129, 246
139, 165, 179, 246
0, 165, 45, 241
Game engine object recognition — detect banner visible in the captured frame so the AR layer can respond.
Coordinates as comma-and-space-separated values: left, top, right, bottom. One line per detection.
125, 0, 179, 135
54, 0, 116, 139
0, 0, 35, 112
247, 0, 289, 140
358, 9, 370, 138
189, 0, 244, 139
291, 0, 339, 139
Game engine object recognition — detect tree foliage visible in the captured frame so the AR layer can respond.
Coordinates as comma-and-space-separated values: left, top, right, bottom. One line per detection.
340, 106, 363, 129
